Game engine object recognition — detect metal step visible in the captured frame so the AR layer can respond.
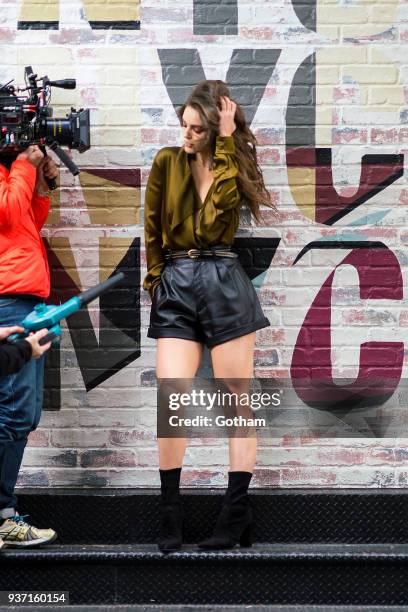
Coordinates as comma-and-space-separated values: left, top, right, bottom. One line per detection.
2, 543, 408, 606
14, 488, 408, 545
4, 607, 408, 612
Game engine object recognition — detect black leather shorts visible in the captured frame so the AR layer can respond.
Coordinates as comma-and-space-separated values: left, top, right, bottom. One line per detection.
147, 252, 270, 348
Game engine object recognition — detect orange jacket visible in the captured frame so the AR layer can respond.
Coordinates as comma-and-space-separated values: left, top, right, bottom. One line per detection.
0, 159, 50, 298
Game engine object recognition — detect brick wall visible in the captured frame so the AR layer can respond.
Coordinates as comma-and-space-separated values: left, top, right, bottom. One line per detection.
5, 0, 407, 489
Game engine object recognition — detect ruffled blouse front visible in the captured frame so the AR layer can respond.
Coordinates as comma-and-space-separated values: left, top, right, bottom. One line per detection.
143, 135, 241, 297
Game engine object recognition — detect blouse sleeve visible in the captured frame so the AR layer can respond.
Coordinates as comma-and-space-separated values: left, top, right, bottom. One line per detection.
143, 150, 166, 298
211, 136, 241, 211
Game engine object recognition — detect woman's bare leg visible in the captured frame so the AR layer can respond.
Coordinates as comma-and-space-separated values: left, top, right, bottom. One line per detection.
210, 332, 257, 473
197, 332, 257, 549
156, 338, 204, 469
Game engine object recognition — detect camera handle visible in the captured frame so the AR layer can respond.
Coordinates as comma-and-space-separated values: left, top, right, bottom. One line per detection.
48, 141, 80, 176
42, 141, 80, 189
38, 145, 57, 191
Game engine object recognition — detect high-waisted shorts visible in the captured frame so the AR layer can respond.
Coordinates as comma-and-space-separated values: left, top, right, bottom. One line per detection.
147, 247, 270, 348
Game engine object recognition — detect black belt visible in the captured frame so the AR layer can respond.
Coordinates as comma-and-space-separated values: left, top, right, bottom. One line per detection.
164, 247, 238, 260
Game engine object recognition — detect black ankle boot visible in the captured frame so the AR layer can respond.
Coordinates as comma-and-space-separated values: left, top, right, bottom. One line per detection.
158, 467, 183, 553
198, 471, 253, 550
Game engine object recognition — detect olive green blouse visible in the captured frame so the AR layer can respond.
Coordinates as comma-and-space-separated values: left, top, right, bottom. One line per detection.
143, 135, 242, 298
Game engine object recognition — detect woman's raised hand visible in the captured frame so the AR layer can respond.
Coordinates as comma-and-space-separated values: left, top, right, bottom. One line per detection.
218, 96, 237, 137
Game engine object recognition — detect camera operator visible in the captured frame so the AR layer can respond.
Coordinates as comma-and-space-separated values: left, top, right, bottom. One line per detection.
0, 145, 59, 548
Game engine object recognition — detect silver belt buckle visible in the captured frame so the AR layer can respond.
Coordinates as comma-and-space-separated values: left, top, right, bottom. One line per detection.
187, 249, 200, 259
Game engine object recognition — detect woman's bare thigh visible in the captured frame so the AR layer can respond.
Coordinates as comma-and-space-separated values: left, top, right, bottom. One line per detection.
210, 332, 256, 379
210, 332, 257, 439
156, 338, 204, 378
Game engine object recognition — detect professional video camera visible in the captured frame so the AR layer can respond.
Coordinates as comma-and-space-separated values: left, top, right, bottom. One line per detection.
0, 65, 90, 188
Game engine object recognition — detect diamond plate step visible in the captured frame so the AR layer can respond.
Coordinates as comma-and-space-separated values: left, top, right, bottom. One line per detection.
1, 544, 408, 606
5, 607, 408, 612
14, 488, 408, 545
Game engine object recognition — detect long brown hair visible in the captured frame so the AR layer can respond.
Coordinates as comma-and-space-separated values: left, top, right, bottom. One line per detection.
177, 80, 276, 223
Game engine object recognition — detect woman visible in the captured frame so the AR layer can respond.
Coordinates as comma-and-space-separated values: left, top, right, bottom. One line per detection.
143, 80, 275, 552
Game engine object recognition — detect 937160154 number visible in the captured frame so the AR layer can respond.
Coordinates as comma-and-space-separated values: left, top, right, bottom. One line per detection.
0, 592, 69, 605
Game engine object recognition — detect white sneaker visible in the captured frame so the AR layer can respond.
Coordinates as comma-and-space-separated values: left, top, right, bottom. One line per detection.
0, 514, 57, 548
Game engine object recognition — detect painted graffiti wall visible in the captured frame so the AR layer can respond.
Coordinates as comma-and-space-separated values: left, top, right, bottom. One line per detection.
5, 0, 408, 488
